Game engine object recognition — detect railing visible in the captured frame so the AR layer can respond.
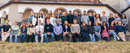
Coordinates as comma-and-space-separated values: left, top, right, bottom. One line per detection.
10, 0, 100, 4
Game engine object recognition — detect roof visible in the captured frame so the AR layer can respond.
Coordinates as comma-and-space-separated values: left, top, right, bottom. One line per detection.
121, 6, 130, 14
0, 1, 121, 16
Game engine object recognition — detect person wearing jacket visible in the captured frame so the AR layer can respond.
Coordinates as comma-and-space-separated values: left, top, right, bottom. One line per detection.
27, 22, 35, 42
94, 21, 101, 41
116, 21, 126, 41
88, 12, 94, 26
50, 13, 56, 26
81, 11, 89, 25
81, 22, 88, 42
71, 19, 81, 42
28, 11, 34, 25
10, 21, 19, 43
108, 14, 115, 25
74, 11, 81, 25
88, 21, 95, 42
35, 20, 44, 43
20, 22, 27, 43
63, 21, 71, 42
61, 12, 67, 24
44, 19, 54, 43
67, 10, 74, 26
54, 20, 63, 41
38, 13, 45, 25
101, 22, 109, 42
32, 14, 38, 26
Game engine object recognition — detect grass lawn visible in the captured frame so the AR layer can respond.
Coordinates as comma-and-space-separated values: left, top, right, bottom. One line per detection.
0, 41, 130, 53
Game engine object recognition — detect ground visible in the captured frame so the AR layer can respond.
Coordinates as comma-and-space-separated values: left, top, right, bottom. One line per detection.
0, 41, 130, 53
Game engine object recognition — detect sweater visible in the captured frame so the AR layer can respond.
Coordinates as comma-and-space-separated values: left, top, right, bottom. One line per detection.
101, 16, 107, 23
116, 25, 126, 34
56, 18, 62, 24
81, 15, 89, 25
108, 18, 115, 25
115, 17, 120, 22
53, 24, 63, 34
89, 16, 94, 26
27, 25, 35, 34
94, 25, 101, 33
50, 17, 56, 26
121, 18, 128, 25
71, 24, 80, 33
44, 24, 53, 33
10, 25, 19, 34
67, 14, 74, 23
61, 16, 67, 24
74, 15, 81, 25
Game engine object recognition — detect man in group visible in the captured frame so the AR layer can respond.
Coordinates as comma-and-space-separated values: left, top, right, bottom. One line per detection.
71, 19, 81, 42
35, 20, 44, 43
54, 20, 63, 41
63, 21, 72, 42
44, 19, 54, 43
1, 19, 11, 42
74, 11, 81, 25
28, 11, 34, 25
101, 11, 107, 23
67, 10, 74, 26
81, 11, 89, 25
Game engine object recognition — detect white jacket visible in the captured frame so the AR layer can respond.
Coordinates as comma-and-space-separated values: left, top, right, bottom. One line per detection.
32, 16, 37, 26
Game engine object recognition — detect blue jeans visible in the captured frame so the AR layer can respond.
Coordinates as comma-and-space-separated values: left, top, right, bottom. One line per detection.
35, 33, 44, 43
54, 33, 62, 41
81, 32, 88, 42
109, 31, 116, 41
20, 33, 26, 43
27, 34, 34, 42
10, 34, 18, 43
72, 33, 81, 42
45, 33, 54, 43
95, 33, 101, 41
89, 34, 95, 42
104, 37, 108, 42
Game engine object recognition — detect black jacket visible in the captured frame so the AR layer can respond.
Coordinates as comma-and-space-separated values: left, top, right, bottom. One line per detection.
44, 24, 53, 33
101, 26, 108, 34
21, 27, 27, 33
63, 26, 71, 33
67, 14, 74, 23
87, 25, 94, 34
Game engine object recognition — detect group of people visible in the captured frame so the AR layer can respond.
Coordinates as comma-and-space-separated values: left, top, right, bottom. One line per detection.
0, 10, 128, 43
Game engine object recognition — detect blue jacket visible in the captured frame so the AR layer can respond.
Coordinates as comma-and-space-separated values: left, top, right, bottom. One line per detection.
116, 25, 126, 34
63, 26, 71, 33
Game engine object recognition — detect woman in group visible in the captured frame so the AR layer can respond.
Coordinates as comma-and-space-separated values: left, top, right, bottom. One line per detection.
94, 21, 101, 41
44, 14, 50, 24
109, 21, 119, 41
88, 21, 95, 42
27, 22, 35, 42
61, 11, 67, 24
108, 14, 115, 25
38, 13, 45, 25
95, 14, 102, 25
81, 22, 88, 42
56, 14, 62, 24
121, 14, 128, 32
32, 14, 38, 26
101, 22, 109, 42
10, 21, 19, 43
49, 10, 52, 17
93, 12, 96, 20
50, 13, 56, 26
20, 22, 27, 43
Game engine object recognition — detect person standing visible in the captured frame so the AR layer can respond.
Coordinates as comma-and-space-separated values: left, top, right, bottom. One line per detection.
44, 14, 50, 24
63, 21, 72, 42
61, 12, 67, 25
88, 12, 94, 26
38, 13, 45, 25
81, 22, 88, 42
35, 20, 44, 43
27, 22, 35, 42
20, 22, 27, 43
67, 10, 74, 26
10, 21, 19, 43
95, 14, 102, 25
28, 11, 34, 25
54, 20, 63, 41
116, 21, 126, 41
32, 14, 38, 26
114, 13, 120, 22
81, 11, 89, 25
101, 11, 107, 23
56, 14, 62, 24
108, 14, 115, 25
71, 19, 81, 42
88, 21, 95, 42
94, 21, 101, 41
44, 19, 54, 43
74, 11, 81, 25
1, 20, 11, 42
50, 13, 56, 26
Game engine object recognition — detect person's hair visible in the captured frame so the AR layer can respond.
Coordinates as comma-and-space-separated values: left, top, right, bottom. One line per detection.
102, 11, 106, 13
122, 14, 126, 19
6, 19, 9, 22
46, 14, 50, 19
83, 11, 86, 12
34, 14, 38, 18
81, 22, 87, 29
96, 14, 101, 21
103, 21, 106, 26
62, 11, 67, 16
21, 22, 27, 28
39, 13, 43, 18
56, 14, 61, 18
93, 12, 96, 17
94, 20, 99, 26
69, 10, 72, 12
109, 13, 113, 18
